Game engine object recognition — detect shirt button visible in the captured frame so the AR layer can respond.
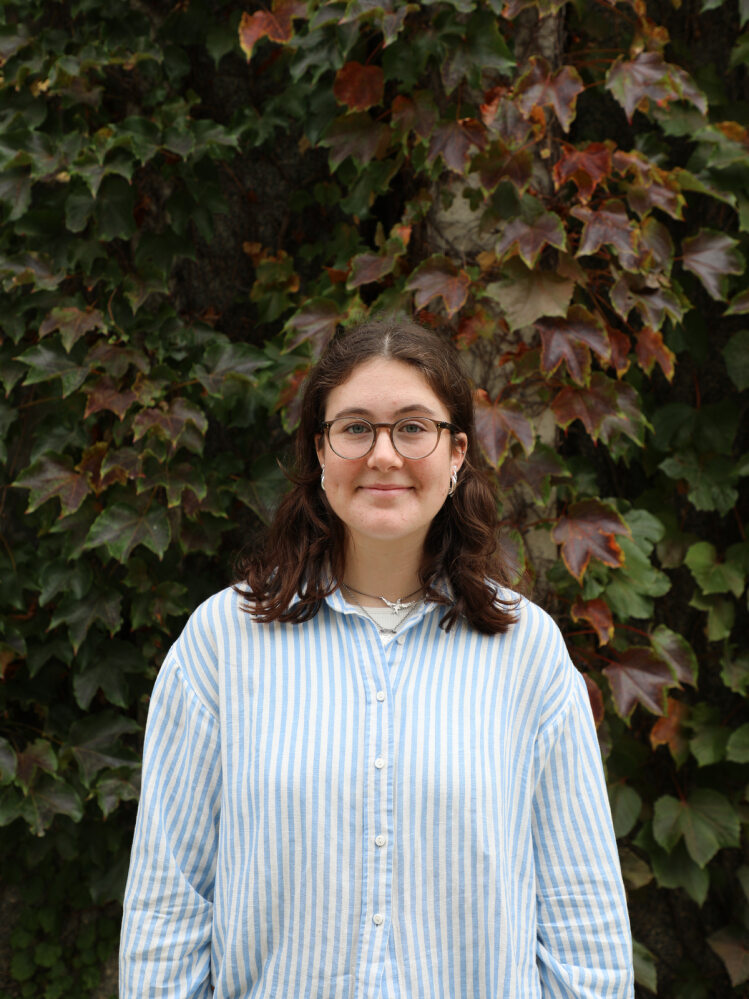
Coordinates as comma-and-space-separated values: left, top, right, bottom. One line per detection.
374, 757, 385, 769
376, 691, 385, 702
373, 913, 384, 926
375, 834, 386, 847
396, 636, 405, 646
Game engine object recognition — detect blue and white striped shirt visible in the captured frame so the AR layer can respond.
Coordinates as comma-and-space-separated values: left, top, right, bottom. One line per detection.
120, 585, 634, 998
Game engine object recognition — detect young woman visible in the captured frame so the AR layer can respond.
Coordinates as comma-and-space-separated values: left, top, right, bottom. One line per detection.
120, 318, 634, 998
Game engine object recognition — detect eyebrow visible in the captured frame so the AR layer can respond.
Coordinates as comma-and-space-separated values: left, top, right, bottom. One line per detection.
330, 404, 440, 419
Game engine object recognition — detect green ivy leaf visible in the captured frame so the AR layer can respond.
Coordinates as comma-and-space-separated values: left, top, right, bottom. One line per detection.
85, 500, 171, 562
685, 541, 745, 598
721, 650, 749, 695
13, 454, 90, 516
653, 789, 740, 867
708, 925, 749, 987
689, 593, 735, 642
649, 625, 698, 686
0, 737, 17, 785
14, 341, 89, 396
20, 775, 84, 836
722, 330, 749, 390
68, 712, 141, 786
726, 724, 749, 763
485, 258, 574, 331
48, 590, 123, 653
650, 839, 710, 905
608, 782, 642, 837
633, 939, 657, 993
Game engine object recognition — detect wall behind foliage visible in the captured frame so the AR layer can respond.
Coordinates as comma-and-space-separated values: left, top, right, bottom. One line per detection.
0, 0, 747, 995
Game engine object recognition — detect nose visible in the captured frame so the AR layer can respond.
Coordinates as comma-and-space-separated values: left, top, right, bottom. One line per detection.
367, 427, 403, 467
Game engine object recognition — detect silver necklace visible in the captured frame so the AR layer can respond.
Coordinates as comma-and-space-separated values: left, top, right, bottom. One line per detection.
341, 583, 424, 635
341, 581, 422, 612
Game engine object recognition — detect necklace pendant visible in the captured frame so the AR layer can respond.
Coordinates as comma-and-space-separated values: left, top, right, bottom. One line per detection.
381, 597, 412, 612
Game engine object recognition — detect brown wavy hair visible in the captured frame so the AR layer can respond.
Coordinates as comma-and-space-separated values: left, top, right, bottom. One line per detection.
235, 317, 518, 634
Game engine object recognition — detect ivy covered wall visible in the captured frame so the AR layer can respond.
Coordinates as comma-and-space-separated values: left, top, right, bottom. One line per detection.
0, 0, 747, 995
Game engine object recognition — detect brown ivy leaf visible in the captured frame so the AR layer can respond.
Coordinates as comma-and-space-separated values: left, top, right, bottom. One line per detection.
485, 259, 574, 331
572, 200, 637, 268
635, 328, 675, 381
515, 57, 584, 132
497, 447, 568, 505
456, 307, 495, 348
474, 390, 534, 466
637, 216, 674, 276
406, 255, 471, 317
85, 342, 149, 378
471, 140, 534, 193
725, 288, 749, 315
650, 697, 690, 761
610, 273, 684, 329
13, 454, 90, 516
238, 0, 306, 61
613, 150, 685, 220
649, 624, 698, 686
391, 91, 437, 141
285, 298, 343, 354
495, 209, 566, 269
606, 51, 707, 121
347, 240, 404, 289
552, 373, 644, 446
15, 739, 57, 792
551, 498, 629, 582
708, 926, 749, 988
681, 230, 743, 301
132, 399, 207, 454
553, 142, 612, 201
607, 327, 632, 376
323, 113, 391, 168
503, 0, 568, 16
76, 442, 108, 493
83, 376, 137, 420
39, 306, 104, 352
536, 305, 610, 386
603, 647, 675, 719
333, 62, 384, 112
427, 118, 487, 174
571, 596, 615, 646
584, 673, 605, 728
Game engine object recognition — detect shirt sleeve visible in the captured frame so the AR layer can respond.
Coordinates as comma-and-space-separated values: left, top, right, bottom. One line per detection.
532, 664, 635, 999
119, 652, 221, 998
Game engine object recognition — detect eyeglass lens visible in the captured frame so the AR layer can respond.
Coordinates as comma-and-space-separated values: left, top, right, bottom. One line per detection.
328, 418, 441, 459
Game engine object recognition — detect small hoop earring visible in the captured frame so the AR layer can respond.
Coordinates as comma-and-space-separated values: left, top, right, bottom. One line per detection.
320, 466, 326, 492
448, 467, 458, 496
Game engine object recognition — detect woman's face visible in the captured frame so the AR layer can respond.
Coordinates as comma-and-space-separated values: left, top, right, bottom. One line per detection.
315, 357, 467, 552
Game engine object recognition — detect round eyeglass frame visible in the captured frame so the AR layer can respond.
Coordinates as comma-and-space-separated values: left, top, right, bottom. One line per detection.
319, 417, 459, 460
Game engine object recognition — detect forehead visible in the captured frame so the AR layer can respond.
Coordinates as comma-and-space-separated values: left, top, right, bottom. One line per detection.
323, 357, 448, 417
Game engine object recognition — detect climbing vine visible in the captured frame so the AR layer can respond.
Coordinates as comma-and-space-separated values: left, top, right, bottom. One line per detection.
0, 0, 747, 994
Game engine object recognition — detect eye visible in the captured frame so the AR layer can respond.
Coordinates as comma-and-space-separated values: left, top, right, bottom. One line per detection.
341, 421, 371, 435
398, 420, 429, 434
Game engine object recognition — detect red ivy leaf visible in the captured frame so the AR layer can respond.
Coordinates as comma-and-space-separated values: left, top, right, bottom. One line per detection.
495, 209, 566, 269
406, 255, 471, 317
536, 305, 610, 386
285, 298, 343, 354
427, 118, 486, 174
635, 328, 675, 381
515, 57, 584, 132
650, 697, 690, 760
391, 91, 438, 141
610, 274, 684, 329
347, 252, 396, 288
552, 373, 644, 446
334, 62, 384, 112
471, 140, 534, 193
553, 142, 612, 201
606, 51, 707, 122
551, 498, 628, 582
13, 455, 90, 516
474, 389, 534, 466
725, 288, 749, 315
323, 113, 391, 168
39, 306, 104, 352
238, 0, 306, 61
497, 447, 568, 504
613, 149, 685, 220
608, 327, 631, 376
84, 376, 137, 420
708, 926, 749, 988
603, 647, 676, 718
571, 596, 615, 646
681, 230, 743, 301
572, 200, 637, 268
584, 673, 605, 728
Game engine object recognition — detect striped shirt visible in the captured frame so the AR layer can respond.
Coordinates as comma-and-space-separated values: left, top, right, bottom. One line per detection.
120, 585, 634, 998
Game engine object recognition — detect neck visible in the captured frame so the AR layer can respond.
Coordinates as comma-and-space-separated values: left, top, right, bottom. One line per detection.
342, 535, 424, 606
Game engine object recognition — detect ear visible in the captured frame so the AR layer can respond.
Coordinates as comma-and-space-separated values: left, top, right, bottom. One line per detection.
315, 434, 325, 467
451, 433, 468, 471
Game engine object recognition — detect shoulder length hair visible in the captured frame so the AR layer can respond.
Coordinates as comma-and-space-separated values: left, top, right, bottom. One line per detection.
235, 317, 518, 634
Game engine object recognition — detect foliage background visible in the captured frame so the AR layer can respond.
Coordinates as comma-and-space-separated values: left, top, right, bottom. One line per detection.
0, 0, 748, 995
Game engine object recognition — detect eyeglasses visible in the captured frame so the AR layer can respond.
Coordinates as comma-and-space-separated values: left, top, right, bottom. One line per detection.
320, 417, 459, 460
